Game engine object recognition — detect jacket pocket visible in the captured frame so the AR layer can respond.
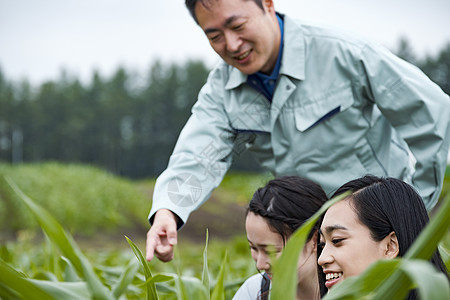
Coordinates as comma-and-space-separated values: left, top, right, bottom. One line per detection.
294, 87, 354, 132
227, 102, 271, 133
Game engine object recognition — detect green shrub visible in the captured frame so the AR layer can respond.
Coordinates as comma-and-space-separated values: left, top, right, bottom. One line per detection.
0, 162, 149, 235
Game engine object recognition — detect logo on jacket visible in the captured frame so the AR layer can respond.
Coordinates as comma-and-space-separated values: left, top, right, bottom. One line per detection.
167, 173, 202, 207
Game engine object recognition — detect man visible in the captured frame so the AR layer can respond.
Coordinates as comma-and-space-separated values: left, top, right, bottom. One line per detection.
146, 0, 450, 262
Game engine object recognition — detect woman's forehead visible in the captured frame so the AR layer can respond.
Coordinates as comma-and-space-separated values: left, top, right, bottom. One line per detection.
320, 200, 360, 233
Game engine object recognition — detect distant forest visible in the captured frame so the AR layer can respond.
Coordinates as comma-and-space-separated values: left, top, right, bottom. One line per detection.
1, 39, 449, 178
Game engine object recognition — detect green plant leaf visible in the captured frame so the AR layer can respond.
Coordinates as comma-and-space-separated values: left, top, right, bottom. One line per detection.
112, 258, 140, 298
405, 192, 450, 260
125, 235, 158, 300
59, 256, 81, 282
271, 192, 349, 300
202, 228, 210, 299
145, 274, 174, 285
4, 176, 113, 300
177, 275, 208, 300
44, 237, 63, 282
211, 252, 228, 300
323, 259, 402, 299
0, 281, 21, 300
0, 259, 54, 300
29, 279, 92, 300
399, 259, 450, 300
438, 244, 450, 270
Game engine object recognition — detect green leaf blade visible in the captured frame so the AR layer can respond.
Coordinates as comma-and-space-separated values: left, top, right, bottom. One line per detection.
125, 235, 158, 300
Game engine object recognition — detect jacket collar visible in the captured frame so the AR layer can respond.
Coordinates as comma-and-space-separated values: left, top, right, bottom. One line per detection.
225, 15, 305, 90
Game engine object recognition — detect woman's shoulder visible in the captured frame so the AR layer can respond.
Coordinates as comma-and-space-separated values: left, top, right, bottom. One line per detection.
232, 273, 264, 300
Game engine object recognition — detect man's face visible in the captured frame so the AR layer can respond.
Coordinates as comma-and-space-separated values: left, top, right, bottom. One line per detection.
195, 0, 281, 75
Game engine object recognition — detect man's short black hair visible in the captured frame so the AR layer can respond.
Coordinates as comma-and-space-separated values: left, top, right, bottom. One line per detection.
185, 0, 264, 24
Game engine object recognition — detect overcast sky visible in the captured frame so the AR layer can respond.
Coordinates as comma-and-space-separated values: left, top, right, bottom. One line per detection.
1, 0, 449, 85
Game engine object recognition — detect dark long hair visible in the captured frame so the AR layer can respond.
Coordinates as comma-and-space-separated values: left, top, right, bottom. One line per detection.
248, 176, 328, 244
248, 176, 328, 299
317, 175, 448, 299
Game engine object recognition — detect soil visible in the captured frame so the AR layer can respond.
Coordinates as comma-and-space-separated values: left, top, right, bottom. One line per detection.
178, 195, 247, 243
75, 194, 248, 251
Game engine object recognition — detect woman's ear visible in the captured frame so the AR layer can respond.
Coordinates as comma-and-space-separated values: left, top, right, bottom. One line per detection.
383, 232, 399, 259
305, 231, 318, 254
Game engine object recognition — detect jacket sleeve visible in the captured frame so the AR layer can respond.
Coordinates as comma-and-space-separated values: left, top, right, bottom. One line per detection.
362, 44, 450, 210
148, 68, 236, 227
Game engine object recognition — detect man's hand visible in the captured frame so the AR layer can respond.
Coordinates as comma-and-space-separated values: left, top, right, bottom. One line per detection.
146, 209, 178, 262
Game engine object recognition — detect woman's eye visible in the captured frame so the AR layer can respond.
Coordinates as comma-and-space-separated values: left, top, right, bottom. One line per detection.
266, 249, 281, 256
318, 241, 325, 249
332, 238, 344, 245
233, 24, 244, 30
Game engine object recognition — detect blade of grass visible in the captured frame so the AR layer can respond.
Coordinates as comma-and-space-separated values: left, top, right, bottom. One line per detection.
44, 236, 63, 282
112, 259, 140, 299
322, 259, 402, 299
179, 276, 208, 300
173, 245, 188, 300
404, 192, 450, 260
399, 259, 449, 300
60, 256, 81, 282
170, 245, 208, 300
0, 281, 21, 300
0, 259, 54, 300
438, 244, 450, 270
202, 229, 210, 299
271, 192, 349, 300
144, 274, 174, 285
211, 252, 227, 300
28, 280, 92, 300
125, 235, 158, 300
5, 176, 113, 300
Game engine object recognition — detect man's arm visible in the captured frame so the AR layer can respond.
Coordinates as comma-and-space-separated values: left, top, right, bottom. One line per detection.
146, 68, 237, 261
362, 44, 450, 209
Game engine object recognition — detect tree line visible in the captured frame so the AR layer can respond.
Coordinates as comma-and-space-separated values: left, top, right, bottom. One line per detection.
0, 40, 449, 179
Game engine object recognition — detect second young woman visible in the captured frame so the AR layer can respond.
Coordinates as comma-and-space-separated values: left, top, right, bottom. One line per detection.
317, 175, 448, 299
233, 176, 328, 300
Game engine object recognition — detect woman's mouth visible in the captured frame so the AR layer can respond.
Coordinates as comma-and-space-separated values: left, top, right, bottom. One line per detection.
325, 272, 343, 289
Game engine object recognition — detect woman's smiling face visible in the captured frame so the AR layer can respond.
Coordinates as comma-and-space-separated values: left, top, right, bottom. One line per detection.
317, 199, 396, 289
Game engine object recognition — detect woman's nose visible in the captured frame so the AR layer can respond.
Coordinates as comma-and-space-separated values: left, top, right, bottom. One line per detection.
256, 252, 270, 271
318, 245, 333, 267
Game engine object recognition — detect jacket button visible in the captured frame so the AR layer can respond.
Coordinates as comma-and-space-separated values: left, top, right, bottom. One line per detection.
286, 85, 291, 90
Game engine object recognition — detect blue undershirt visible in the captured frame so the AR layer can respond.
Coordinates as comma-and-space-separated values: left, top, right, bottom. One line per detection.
246, 14, 284, 102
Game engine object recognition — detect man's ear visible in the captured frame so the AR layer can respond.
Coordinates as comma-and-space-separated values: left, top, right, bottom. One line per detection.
262, 0, 275, 13
383, 232, 399, 259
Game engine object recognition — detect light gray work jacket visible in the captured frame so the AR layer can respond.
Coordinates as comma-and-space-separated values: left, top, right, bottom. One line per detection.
149, 15, 450, 225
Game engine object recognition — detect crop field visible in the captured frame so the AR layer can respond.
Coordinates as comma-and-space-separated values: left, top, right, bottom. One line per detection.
0, 162, 449, 299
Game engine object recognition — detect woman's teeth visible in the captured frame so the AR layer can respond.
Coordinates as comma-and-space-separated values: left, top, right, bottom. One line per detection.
326, 272, 343, 281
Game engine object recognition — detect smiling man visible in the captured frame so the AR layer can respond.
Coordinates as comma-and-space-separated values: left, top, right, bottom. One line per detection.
146, 0, 450, 263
